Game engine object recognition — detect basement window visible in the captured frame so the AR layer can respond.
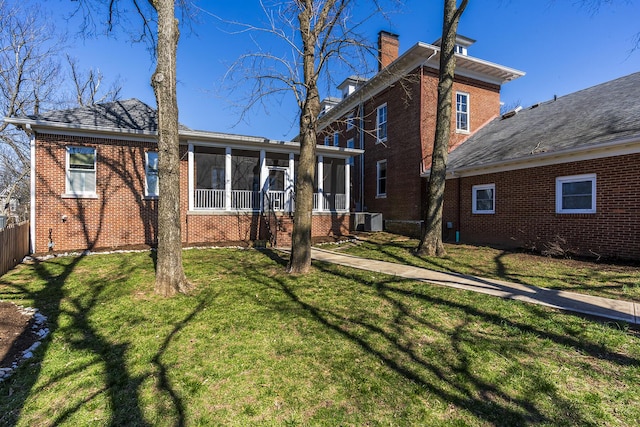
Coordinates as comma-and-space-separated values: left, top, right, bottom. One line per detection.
556, 174, 596, 213
472, 184, 495, 214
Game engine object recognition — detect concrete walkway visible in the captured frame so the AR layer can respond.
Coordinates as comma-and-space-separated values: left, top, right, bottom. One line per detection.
309, 247, 639, 325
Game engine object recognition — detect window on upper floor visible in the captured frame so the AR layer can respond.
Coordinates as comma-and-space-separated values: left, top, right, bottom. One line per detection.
347, 112, 355, 130
347, 138, 354, 165
376, 159, 387, 197
556, 174, 596, 214
145, 151, 159, 197
324, 135, 330, 146
334, 132, 339, 147
472, 183, 495, 214
376, 103, 387, 143
456, 92, 469, 133
66, 146, 96, 197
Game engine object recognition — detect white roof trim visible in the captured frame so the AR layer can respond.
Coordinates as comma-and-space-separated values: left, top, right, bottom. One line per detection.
438, 135, 640, 179
4, 117, 363, 158
318, 42, 524, 131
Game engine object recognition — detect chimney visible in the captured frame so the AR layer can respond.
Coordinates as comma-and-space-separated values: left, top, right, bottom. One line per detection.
378, 31, 399, 71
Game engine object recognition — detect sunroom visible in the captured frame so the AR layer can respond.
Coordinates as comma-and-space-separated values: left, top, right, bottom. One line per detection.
183, 132, 361, 214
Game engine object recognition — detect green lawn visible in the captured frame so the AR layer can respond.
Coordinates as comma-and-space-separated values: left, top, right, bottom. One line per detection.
321, 232, 640, 302
1, 246, 639, 426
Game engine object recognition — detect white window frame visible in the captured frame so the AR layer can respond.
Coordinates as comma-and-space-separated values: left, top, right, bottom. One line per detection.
145, 151, 159, 198
472, 183, 495, 214
456, 92, 469, 133
376, 103, 387, 143
346, 138, 354, 165
556, 174, 596, 214
65, 146, 97, 197
376, 159, 387, 198
333, 132, 340, 147
347, 112, 355, 130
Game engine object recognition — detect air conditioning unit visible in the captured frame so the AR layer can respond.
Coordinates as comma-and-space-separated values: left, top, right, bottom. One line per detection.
353, 212, 383, 232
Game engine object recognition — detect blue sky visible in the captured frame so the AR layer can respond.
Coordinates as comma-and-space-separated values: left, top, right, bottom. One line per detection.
41, 0, 640, 140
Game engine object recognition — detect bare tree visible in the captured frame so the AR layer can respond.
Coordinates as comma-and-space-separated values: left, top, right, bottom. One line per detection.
66, 54, 123, 107
76, 0, 192, 295
222, 0, 394, 274
0, 0, 63, 217
417, 0, 468, 257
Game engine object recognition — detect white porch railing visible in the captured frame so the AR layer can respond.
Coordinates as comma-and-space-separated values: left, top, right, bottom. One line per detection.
194, 189, 225, 209
232, 190, 260, 210
193, 189, 346, 212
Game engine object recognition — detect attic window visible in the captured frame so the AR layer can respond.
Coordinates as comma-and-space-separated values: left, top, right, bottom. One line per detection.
454, 45, 467, 56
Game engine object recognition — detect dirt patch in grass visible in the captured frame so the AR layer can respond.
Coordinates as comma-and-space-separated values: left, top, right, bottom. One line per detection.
0, 301, 37, 370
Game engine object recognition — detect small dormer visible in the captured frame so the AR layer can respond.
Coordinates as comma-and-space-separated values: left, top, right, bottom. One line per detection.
337, 76, 368, 99
319, 97, 341, 117
433, 34, 476, 56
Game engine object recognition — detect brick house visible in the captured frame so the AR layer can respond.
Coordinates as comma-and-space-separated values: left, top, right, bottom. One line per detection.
6, 99, 360, 253
316, 31, 524, 235
440, 72, 640, 260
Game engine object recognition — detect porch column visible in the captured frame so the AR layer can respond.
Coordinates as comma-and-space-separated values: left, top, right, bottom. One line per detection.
344, 158, 350, 212
188, 143, 194, 211
316, 155, 324, 212
225, 147, 232, 210
288, 153, 295, 213
259, 149, 267, 211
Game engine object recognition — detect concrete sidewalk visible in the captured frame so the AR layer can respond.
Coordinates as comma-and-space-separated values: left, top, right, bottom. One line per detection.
309, 247, 639, 325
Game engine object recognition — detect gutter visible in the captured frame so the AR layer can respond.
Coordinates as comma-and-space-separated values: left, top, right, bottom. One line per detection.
425, 135, 640, 179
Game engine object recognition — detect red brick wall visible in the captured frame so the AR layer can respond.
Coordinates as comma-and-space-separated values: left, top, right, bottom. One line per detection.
35, 133, 350, 253
321, 66, 501, 225
443, 153, 640, 260
35, 133, 159, 253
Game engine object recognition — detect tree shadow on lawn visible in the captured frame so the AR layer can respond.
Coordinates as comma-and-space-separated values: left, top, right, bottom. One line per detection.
256, 249, 637, 425
0, 254, 203, 427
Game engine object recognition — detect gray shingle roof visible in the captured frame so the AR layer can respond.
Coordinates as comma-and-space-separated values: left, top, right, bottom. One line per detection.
447, 72, 640, 171
26, 98, 190, 132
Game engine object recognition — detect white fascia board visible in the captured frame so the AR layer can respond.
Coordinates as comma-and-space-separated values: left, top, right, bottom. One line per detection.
317, 43, 524, 132
4, 117, 158, 142
441, 136, 640, 179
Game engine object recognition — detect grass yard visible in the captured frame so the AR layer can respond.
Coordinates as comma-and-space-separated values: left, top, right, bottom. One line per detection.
0, 245, 639, 426
321, 232, 640, 302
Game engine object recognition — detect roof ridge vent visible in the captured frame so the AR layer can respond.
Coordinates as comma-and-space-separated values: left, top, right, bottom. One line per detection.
501, 106, 522, 120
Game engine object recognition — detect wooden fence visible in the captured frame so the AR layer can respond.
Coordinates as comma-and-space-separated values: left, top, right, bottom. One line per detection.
0, 221, 30, 277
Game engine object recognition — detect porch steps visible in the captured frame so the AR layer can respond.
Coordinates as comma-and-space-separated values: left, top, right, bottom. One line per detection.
264, 214, 294, 248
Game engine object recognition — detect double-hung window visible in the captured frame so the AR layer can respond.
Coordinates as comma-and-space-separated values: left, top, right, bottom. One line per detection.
347, 138, 354, 165
556, 174, 596, 213
456, 92, 469, 132
334, 132, 340, 147
66, 146, 96, 196
347, 112, 355, 130
324, 135, 330, 146
472, 184, 495, 214
376, 103, 387, 143
376, 160, 387, 197
145, 151, 159, 197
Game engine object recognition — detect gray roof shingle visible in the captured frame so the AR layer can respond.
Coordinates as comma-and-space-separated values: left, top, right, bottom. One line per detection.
447, 72, 640, 171
26, 98, 190, 132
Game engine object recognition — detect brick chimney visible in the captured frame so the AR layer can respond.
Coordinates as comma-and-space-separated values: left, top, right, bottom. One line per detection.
378, 31, 399, 71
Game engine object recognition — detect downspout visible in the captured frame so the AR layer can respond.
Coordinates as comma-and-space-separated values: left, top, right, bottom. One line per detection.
456, 171, 461, 243
27, 124, 36, 253
358, 101, 364, 211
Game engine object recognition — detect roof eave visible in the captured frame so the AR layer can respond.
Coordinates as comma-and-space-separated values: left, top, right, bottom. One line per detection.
435, 135, 640, 178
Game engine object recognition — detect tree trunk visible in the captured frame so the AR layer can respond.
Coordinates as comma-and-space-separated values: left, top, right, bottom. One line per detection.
287, 2, 321, 274
150, 0, 191, 296
417, 0, 468, 257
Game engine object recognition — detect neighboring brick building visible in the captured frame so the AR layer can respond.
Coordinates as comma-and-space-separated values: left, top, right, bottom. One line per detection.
317, 31, 524, 235
6, 99, 360, 253
441, 72, 640, 260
